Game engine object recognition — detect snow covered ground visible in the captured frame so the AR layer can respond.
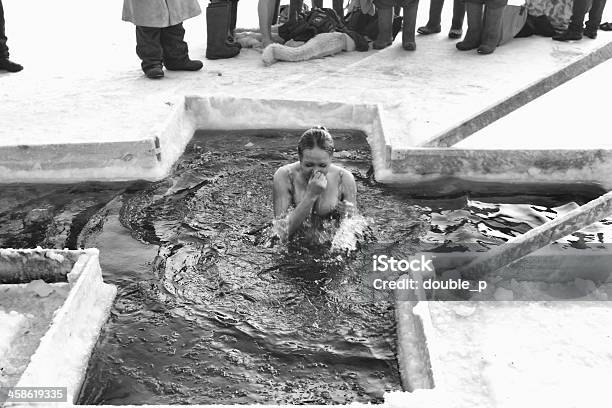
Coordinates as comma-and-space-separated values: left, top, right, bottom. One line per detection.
1, 0, 611, 151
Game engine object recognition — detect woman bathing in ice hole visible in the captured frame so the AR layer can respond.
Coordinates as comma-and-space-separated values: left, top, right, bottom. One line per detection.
273, 127, 357, 239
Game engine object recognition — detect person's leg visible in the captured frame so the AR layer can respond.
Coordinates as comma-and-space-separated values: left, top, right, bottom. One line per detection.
333, 0, 344, 17
161, 23, 203, 70
373, 0, 395, 49
0, 0, 22, 72
0, 0, 8, 59
259, 0, 276, 47
230, 0, 239, 38
585, 0, 607, 37
456, 0, 483, 50
477, 0, 507, 54
289, 0, 303, 22
136, 26, 164, 78
449, 0, 466, 37
418, 0, 444, 34
403, 0, 420, 50
553, 0, 592, 40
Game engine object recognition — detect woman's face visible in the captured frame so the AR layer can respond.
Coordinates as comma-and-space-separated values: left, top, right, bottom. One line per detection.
299, 147, 332, 178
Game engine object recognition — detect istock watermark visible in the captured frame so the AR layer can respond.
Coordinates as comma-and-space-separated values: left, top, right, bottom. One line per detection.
371, 254, 434, 273
368, 252, 489, 299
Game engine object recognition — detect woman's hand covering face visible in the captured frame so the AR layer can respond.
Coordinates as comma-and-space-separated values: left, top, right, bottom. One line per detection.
306, 170, 327, 197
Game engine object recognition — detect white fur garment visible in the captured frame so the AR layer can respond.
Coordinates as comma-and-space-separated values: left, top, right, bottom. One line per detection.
262, 32, 357, 66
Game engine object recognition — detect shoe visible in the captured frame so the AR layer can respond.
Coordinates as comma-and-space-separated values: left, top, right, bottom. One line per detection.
402, 1, 419, 51
417, 24, 441, 35
583, 27, 598, 39
165, 59, 203, 71
0, 59, 23, 72
144, 65, 164, 79
448, 27, 463, 39
552, 29, 583, 41
373, 7, 394, 49
206, 1, 241, 59
477, 2, 507, 54
600, 22, 612, 31
456, 2, 483, 50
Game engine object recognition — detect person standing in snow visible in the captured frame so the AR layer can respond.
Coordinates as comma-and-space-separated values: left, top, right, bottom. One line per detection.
553, 0, 608, 40
0, 0, 23, 72
373, 0, 419, 51
122, 0, 203, 79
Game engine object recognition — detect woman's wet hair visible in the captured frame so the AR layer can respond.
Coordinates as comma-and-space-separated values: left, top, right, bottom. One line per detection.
297, 126, 334, 159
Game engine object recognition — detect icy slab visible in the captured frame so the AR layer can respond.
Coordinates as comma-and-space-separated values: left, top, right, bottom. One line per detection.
0, 311, 27, 365
394, 302, 612, 407
0, 282, 70, 389
0, 249, 116, 407
394, 245, 612, 406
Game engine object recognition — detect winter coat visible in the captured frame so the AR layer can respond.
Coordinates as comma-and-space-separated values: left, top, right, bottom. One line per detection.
122, 0, 201, 28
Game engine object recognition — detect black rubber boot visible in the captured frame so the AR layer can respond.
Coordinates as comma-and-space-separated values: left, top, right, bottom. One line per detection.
403, 0, 419, 50
206, 1, 241, 60
373, 7, 394, 49
477, 0, 507, 54
456, 1, 483, 50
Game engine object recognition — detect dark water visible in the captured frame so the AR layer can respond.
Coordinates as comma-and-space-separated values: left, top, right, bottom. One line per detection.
0, 129, 609, 405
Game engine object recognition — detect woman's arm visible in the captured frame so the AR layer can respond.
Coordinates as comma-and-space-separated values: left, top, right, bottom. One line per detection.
273, 167, 325, 238
338, 168, 357, 217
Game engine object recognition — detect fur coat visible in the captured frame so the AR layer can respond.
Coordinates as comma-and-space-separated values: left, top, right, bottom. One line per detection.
122, 0, 201, 28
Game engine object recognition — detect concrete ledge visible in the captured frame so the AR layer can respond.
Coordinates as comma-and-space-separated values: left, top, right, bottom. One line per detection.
1, 249, 116, 407
387, 148, 612, 189
0, 140, 161, 184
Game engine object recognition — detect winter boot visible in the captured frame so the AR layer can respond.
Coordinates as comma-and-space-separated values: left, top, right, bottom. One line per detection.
449, 0, 466, 38
584, 0, 606, 38
206, 1, 241, 60
373, 7, 394, 49
0, 58, 23, 72
553, 0, 591, 41
553, 27, 583, 40
456, 1, 483, 50
418, 0, 443, 35
477, 0, 507, 54
403, 0, 419, 50
144, 65, 164, 79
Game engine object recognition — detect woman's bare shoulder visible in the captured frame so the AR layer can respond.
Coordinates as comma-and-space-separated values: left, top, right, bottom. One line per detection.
332, 165, 355, 181
274, 162, 299, 181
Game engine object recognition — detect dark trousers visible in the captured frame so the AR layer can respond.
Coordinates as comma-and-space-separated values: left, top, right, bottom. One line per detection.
426, 0, 466, 29
570, 0, 608, 31
135, 23, 189, 71
0, 0, 9, 59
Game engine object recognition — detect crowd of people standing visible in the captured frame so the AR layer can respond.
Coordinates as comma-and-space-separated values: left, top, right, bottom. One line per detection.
0, 0, 609, 78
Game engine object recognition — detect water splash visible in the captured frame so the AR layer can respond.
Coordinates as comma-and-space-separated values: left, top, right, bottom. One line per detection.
331, 213, 372, 253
